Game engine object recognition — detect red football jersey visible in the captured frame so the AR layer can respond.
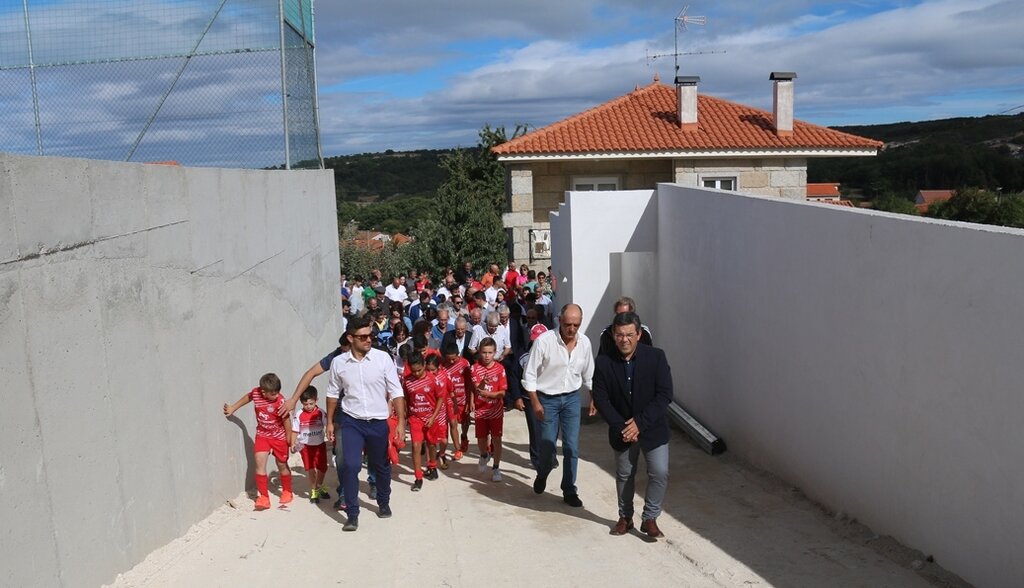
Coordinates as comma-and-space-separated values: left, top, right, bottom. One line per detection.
471, 362, 507, 420
249, 388, 287, 440
432, 370, 452, 426
443, 357, 472, 406
404, 373, 440, 418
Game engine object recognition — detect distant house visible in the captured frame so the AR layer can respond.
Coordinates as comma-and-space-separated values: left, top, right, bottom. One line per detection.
807, 182, 841, 202
493, 72, 882, 264
915, 189, 954, 213
344, 230, 414, 251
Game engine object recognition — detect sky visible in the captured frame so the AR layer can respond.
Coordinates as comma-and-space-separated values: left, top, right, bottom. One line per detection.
1, 0, 1022, 166
313, 0, 1024, 156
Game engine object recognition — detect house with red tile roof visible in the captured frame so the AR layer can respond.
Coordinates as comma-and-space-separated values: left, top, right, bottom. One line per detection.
493, 73, 881, 263
914, 189, 954, 213
807, 182, 842, 201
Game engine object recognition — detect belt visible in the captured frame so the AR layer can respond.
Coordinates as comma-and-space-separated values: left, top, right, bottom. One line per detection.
537, 390, 577, 398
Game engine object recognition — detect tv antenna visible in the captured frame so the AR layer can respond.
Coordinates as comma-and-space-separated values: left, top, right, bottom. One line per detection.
645, 5, 725, 75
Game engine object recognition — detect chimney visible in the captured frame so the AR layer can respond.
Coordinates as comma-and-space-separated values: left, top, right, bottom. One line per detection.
770, 72, 797, 136
675, 76, 700, 131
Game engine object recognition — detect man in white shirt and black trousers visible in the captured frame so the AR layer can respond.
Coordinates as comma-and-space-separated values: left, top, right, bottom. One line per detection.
522, 303, 594, 508
327, 316, 407, 532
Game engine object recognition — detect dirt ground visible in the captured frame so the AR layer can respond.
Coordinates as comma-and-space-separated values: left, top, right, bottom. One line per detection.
107, 414, 969, 588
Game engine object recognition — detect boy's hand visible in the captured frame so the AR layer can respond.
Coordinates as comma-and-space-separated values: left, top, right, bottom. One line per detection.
222, 403, 233, 417
426, 418, 435, 428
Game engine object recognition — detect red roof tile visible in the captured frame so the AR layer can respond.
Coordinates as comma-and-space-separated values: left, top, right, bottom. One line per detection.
493, 83, 882, 156
917, 190, 954, 205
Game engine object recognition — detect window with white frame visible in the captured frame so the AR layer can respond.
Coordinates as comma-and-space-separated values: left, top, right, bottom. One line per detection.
702, 177, 737, 191
572, 176, 619, 191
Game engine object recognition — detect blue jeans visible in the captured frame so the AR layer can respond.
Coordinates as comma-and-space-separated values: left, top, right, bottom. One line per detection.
536, 391, 581, 497
339, 413, 390, 519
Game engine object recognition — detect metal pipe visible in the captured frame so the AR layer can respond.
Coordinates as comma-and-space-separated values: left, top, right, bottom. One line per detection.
278, 0, 291, 170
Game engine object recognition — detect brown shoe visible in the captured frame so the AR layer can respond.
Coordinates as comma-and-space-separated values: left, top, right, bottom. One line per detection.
610, 517, 634, 536
640, 518, 665, 539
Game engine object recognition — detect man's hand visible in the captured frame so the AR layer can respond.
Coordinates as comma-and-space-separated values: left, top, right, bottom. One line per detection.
621, 418, 639, 443
393, 420, 406, 444
532, 400, 545, 422
278, 397, 298, 417
326, 421, 335, 443
588, 400, 598, 417
513, 398, 526, 411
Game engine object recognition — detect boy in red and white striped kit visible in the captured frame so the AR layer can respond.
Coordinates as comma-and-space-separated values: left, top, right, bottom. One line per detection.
404, 352, 445, 492
441, 342, 473, 460
471, 338, 507, 482
291, 386, 330, 503
223, 373, 295, 510
425, 354, 454, 469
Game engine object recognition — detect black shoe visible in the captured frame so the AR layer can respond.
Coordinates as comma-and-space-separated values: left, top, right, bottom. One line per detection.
368, 484, 377, 500
333, 497, 346, 510
318, 489, 331, 500
563, 494, 583, 508
533, 474, 547, 494
426, 467, 439, 481
377, 504, 392, 518
342, 516, 359, 531
411, 479, 423, 492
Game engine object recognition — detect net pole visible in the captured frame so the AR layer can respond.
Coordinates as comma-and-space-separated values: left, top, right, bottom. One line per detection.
279, 0, 291, 170
22, 0, 43, 155
304, 0, 323, 168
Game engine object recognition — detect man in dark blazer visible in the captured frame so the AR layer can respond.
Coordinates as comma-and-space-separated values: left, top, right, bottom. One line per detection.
592, 311, 673, 539
440, 315, 474, 362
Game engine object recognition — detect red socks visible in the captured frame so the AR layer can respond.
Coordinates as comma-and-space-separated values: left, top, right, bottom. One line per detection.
427, 460, 437, 469
280, 473, 292, 494
255, 474, 269, 497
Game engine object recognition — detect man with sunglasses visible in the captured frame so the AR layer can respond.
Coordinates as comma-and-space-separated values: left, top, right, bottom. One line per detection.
326, 317, 407, 532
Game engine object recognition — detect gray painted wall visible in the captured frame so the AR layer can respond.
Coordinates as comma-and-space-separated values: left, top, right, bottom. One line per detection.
0, 154, 340, 587
552, 183, 1024, 588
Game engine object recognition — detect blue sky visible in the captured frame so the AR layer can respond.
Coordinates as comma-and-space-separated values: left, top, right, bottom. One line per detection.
313, 0, 1024, 156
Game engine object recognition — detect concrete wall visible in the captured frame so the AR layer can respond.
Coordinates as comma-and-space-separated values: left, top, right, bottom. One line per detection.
0, 154, 340, 588
553, 183, 1024, 588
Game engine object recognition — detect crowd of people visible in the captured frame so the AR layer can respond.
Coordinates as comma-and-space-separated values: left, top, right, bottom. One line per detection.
224, 260, 675, 540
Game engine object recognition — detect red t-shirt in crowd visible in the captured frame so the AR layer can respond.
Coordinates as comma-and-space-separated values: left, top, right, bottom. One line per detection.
443, 357, 471, 406
249, 387, 287, 440
404, 373, 440, 419
471, 362, 507, 420
432, 369, 452, 426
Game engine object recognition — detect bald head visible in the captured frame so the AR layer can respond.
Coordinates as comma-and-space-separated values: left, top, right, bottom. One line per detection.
559, 304, 583, 343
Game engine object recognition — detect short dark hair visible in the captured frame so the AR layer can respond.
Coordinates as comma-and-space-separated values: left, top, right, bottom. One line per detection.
478, 337, 496, 351
412, 333, 429, 351
611, 311, 642, 333
299, 386, 318, 402
346, 316, 372, 338
408, 351, 424, 366
425, 354, 441, 368
259, 373, 282, 392
442, 342, 460, 356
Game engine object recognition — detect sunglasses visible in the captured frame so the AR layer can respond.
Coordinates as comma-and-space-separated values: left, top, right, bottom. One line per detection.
350, 333, 373, 341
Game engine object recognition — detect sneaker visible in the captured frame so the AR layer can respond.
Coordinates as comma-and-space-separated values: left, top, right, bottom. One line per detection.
563, 494, 583, 508
460, 438, 469, 453
439, 455, 450, 470
453, 450, 464, 461
368, 484, 378, 501
318, 486, 331, 500
309, 488, 319, 504
377, 504, 392, 518
533, 474, 547, 495
478, 453, 490, 473
254, 495, 271, 510
411, 479, 423, 492
491, 468, 503, 482
342, 516, 358, 532
279, 491, 294, 505
333, 497, 346, 510
426, 467, 439, 481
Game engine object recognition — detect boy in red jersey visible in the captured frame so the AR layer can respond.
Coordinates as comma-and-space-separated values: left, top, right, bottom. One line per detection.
291, 386, 330, 503
425, 354, 454, 469
471, 338, 507, 482
404, 352, 445, 492
223, 373, 295, 510
441, 341, 473, 459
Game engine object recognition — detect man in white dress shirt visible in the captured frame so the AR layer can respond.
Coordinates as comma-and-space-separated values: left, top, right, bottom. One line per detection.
522, 303, 594, 508
326, 316, 407, 531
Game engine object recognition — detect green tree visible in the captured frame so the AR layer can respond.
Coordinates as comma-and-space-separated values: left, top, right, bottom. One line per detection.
871, 192, 918, 215
928, 188, 1024, 228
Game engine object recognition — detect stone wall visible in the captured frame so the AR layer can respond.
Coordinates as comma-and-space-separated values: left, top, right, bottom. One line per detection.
672, 157, 808, 199
0, 153, 340, 587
